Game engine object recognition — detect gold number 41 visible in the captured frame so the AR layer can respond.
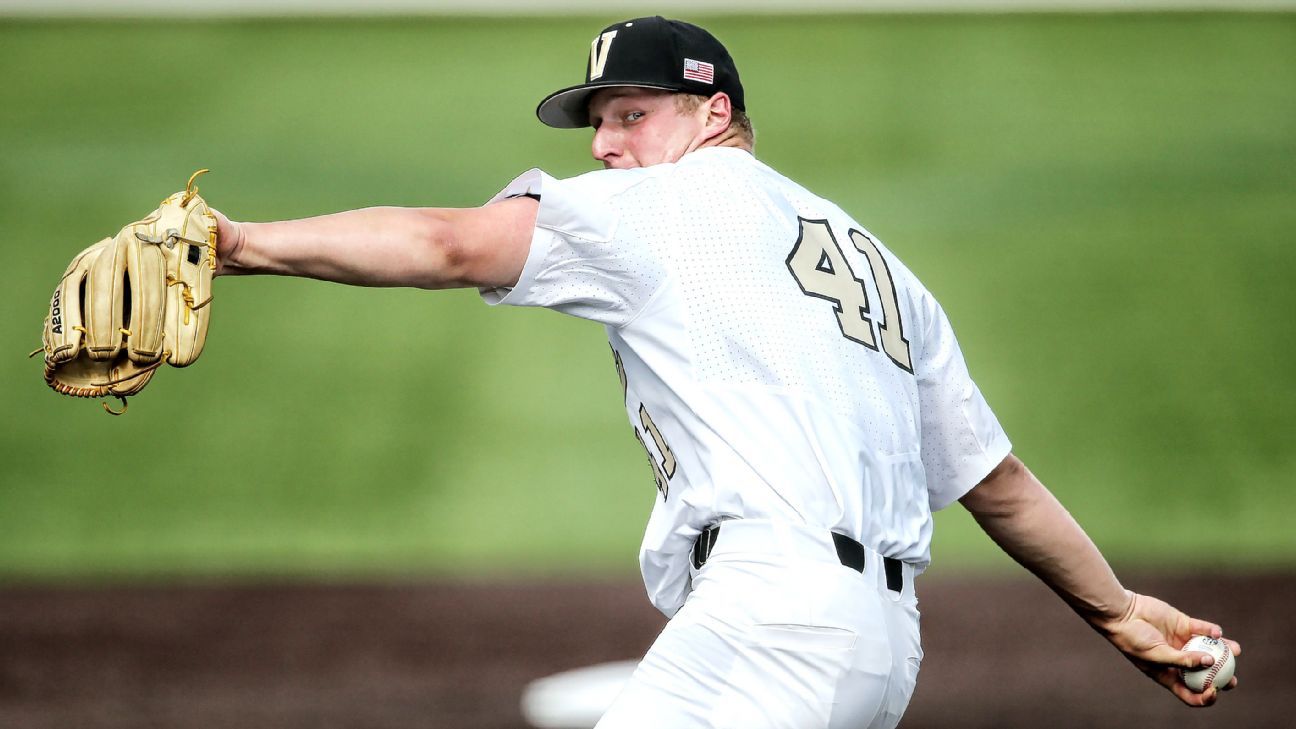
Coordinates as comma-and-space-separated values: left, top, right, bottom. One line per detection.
613, 347, 676, 501
786, 217, 913, 373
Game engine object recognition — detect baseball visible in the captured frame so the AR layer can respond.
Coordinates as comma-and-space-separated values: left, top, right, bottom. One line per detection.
1180, 635, 1235, 693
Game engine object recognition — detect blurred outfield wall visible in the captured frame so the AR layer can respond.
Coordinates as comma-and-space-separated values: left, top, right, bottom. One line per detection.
1, 12, 1293, 581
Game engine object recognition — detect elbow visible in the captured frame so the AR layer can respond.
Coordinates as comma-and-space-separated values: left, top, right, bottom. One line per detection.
988, 452, 1028, 485
412, 209, 469, 289
408, 199, 531, 290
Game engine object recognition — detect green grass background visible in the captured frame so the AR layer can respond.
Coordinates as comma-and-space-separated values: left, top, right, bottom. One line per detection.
1, 13, 1292, 581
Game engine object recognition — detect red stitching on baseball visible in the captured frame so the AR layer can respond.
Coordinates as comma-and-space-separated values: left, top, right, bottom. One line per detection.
1201, 639, 1229, 690
1183, 637, 1228, 691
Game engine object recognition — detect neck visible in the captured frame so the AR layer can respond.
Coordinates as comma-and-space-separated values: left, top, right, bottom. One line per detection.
692, 127, 753, 155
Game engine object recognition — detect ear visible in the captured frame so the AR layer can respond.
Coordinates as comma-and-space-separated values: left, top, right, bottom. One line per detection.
700, 92, 734, 141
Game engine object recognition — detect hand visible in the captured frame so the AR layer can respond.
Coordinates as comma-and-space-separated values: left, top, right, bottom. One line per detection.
1095, 591, 1240, 706
210, 207, 247, 276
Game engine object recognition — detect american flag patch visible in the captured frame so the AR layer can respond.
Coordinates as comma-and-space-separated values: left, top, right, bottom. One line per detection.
682, 58, 715, 84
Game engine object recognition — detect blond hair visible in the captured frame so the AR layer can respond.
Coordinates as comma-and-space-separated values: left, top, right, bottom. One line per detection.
674, 93, 754, 149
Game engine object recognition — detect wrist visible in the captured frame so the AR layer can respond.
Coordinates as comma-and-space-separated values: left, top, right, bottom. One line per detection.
1092, 589, 1137, 635
213, 212, 249, 276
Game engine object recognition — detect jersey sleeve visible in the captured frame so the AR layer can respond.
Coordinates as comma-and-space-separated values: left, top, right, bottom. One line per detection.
477, 168, 667, 327
915, 293, 1013, 510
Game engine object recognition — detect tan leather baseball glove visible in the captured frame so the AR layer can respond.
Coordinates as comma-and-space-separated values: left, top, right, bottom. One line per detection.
36, 170, 218, 414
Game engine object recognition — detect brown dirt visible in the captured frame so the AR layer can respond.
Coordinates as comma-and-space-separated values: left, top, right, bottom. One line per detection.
0, 573, 1287, 729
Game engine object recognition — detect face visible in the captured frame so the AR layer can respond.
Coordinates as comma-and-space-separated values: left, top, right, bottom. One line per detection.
588, 88, 707, 170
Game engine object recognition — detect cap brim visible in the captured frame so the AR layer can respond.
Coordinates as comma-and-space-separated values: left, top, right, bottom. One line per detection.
536, 81, 682, 129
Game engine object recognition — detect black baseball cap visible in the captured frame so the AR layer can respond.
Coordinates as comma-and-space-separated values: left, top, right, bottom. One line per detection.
536, 16, 745, 129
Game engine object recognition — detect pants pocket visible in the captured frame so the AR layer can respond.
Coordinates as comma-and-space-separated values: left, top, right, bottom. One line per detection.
751, 623, 858, 651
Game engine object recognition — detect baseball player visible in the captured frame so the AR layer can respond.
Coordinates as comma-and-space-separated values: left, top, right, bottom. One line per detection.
210, 17, 1239, 729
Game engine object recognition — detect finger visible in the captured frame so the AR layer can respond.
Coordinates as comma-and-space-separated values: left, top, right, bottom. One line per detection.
1168, 680, 1216, 707
1221, 676, 1238, 691
84, 235, 130, 360
1225, 638, 1241, 657
1185, 618, 1222, 639
46, 240, 109, 363
1148, 665, 1208, 707
1150, 657, 1225, 706
1149, 645, 1214, 669
1177, 650, 1213, 668
124, 235, 166, 363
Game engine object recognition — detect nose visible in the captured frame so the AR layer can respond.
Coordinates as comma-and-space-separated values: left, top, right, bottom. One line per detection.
591, 126, 619, 165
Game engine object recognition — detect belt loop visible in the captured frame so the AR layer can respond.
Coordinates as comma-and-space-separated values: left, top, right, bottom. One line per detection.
829, 532, 867, 573
689, 522, 907, 595
692, 523, 720, 570
883, 557, 903, 594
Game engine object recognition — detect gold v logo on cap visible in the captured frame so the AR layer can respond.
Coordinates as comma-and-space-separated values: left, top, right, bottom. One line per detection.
588, 30, 618, 81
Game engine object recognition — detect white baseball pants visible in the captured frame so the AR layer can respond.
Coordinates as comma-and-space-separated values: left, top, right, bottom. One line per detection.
596, 520, 922, 729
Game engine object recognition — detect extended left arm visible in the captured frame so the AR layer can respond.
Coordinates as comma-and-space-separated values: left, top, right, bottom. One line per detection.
959, 454, 1240, 706
211, 197, 537, 290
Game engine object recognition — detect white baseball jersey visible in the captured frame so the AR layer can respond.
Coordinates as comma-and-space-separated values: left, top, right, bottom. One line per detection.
481, 147, 1011, 616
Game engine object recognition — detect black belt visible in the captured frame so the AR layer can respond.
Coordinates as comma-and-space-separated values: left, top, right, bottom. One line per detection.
691, 523, 905, 593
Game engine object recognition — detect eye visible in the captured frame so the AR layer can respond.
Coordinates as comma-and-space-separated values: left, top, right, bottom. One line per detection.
624, 110, 645, 123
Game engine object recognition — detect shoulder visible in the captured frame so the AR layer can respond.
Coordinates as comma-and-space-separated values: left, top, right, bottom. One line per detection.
490, 166, 663, 207
562, 150, 753, 201
674, 146, 761, 182
492, 149, 758, 205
